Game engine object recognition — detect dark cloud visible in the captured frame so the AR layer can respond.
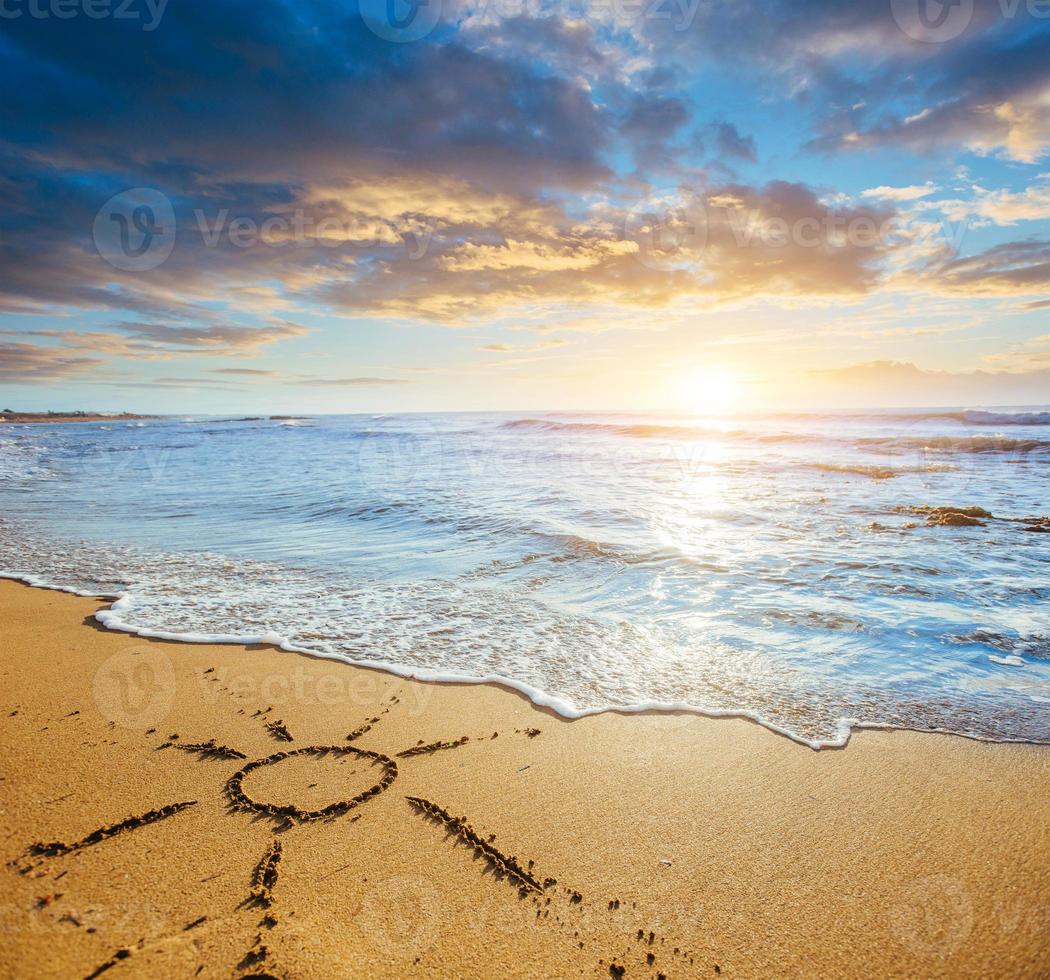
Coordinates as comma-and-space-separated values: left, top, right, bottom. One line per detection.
0, 341, 102, 382
921, 239, 1050, 294
709, 123, 757, 163
0, 321, 310, 389
0, 0, 611, 193
115, 321, 310, 353
623, 94, 690, 141
0, 0, 1045, 387
0, 0, 632, 348
813, 30, 1050, 162
619, 91, 691, 172
637, 0, 1048, 163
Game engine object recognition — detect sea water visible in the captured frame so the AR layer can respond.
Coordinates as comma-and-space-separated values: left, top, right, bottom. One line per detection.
1, 409, 1048, 748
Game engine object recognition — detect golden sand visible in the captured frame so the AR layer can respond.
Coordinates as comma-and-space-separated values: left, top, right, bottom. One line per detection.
0, 579, 1047, 978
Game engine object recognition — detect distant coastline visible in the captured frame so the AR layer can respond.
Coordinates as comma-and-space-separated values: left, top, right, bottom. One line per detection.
0, 412, 320, 424
0, 410, 157, 424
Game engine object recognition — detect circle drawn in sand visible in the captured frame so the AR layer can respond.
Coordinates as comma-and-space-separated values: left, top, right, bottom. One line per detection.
21, 713, 691, 980
92, 647, 176, 729
226, 745, 399, 823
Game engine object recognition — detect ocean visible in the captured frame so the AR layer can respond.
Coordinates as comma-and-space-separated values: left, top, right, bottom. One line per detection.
1, 409, 1048, 748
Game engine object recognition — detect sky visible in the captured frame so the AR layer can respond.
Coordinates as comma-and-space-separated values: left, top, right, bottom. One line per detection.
1, 0, 1049, 413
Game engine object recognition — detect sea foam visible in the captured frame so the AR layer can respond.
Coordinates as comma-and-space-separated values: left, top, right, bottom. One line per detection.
1, 410, 1048, 749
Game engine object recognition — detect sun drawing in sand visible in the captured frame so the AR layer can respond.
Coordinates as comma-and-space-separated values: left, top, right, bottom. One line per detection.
13, 698, 695, 979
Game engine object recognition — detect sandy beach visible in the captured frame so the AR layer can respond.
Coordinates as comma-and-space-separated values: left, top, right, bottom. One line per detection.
0, 579, 1045, 978
6, 0, 1050, 975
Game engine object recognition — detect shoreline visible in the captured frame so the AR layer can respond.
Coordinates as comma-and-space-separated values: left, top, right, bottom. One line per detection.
0, 413, 157, 424
1, 577, 1048, 978
5, 571, 1044, 753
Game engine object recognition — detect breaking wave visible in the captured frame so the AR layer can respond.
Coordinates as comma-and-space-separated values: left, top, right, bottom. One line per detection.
2, 410, 1049, 749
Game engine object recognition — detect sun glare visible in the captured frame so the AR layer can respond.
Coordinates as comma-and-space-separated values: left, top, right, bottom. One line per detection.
677, 368, 742, 416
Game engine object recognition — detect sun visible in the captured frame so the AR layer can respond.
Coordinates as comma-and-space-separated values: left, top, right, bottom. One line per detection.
677, 368, 743, 416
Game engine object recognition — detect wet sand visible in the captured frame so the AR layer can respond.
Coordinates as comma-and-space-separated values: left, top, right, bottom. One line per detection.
0, 578, 1047, 978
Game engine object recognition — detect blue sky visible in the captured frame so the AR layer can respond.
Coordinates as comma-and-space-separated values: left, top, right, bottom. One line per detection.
1, 0, 1049, 412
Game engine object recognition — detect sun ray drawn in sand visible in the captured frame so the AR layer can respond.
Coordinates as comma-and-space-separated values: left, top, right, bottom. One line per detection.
13, 699, 698, 978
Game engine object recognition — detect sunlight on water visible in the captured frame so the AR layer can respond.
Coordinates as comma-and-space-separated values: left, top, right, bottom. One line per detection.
1, 409, 1048, 747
